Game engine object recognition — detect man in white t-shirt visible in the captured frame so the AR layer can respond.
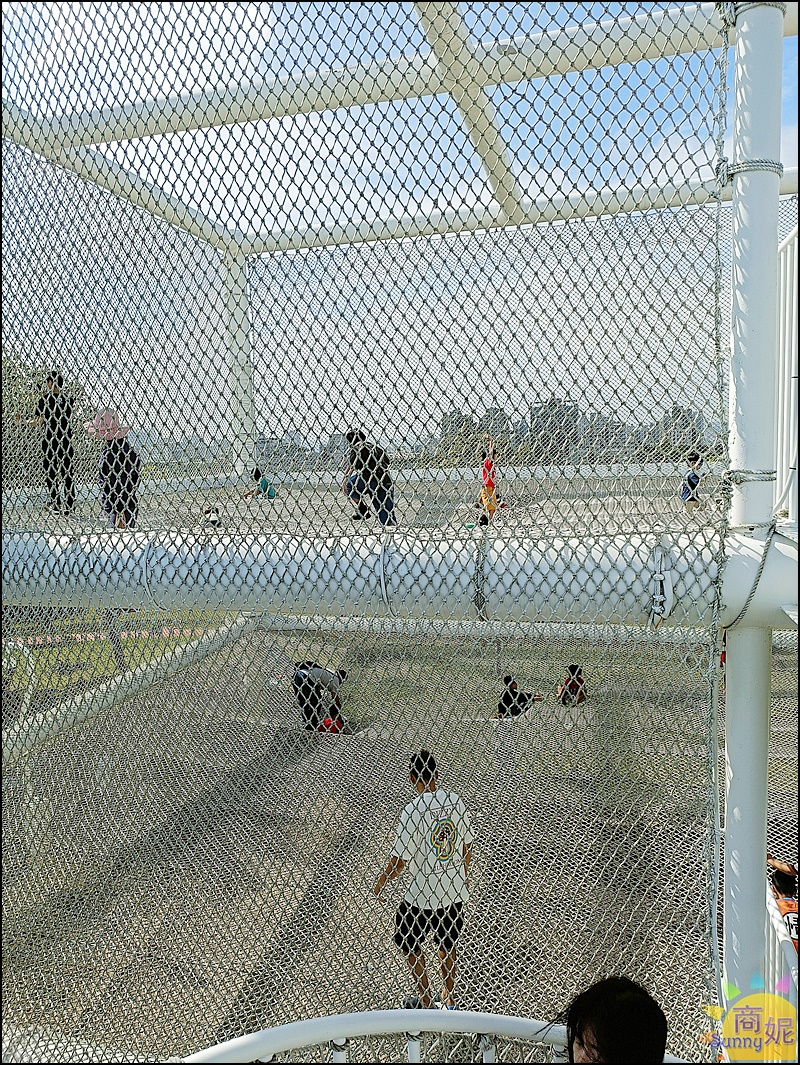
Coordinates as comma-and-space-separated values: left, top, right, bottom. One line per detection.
373, 750, 473, 1010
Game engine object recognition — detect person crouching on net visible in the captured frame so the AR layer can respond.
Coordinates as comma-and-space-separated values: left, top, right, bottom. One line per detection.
373, 750, 473, 1010
291, 661, 348, 733
558, 664, 587, 707
497, 675, 544, 718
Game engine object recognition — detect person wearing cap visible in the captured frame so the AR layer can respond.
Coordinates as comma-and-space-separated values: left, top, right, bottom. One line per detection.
15, 370, 75, 514
84, 409, 141, 530
497, 675, 544, 718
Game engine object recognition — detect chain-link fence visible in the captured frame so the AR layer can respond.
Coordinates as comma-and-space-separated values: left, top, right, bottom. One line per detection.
2, 4, 796, 1062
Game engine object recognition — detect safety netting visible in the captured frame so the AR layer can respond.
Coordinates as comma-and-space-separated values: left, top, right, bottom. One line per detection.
1, 4, 796, 1063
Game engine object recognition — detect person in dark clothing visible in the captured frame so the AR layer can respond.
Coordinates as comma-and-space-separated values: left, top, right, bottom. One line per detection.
680, 451, 703, 511
84, 408, 140, 529
558, 664, 587, 707
343, 428, 396, 527
16, 371, 75, 513
497, 675, 543, 718
291, 661, 348, 732
559, 976, 667, 1063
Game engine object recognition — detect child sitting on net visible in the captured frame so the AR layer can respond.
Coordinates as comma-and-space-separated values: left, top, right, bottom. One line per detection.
497, 675, 544, 718
557, 664, 587, 707
243, 466, 277, 501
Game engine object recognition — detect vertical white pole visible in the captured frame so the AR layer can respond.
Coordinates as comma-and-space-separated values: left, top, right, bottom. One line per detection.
724, 626, 772, 994
724, 1, 784, 999
224, 250, 255, 479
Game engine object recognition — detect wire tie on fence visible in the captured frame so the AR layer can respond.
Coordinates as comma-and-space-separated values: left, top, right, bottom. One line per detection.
730, 1, 787, 23
723, 468, 777, 485
716, 156, 784, 186
722, 520, 778, 630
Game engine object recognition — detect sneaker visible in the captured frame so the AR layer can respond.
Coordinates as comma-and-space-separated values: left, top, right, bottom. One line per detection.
402, 994, 424, 1009
351, 513, 367, 521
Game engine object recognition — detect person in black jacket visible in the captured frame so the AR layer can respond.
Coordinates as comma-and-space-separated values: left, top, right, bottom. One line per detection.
85, 408, 140, 529
497, 675, 543, 718
15, 371, 76, 513
343, 428, 397, 527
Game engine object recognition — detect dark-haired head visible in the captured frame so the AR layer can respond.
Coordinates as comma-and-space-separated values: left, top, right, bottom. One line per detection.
687, 451, 702, 465
568, 664, 582, 677
346, 429, 367, 445
503, 674, 514, 687
336, 668, 348, 683
563, 976, 667, 1063
45, 371, 64, 390
410, 750, 437, 784
772, 870, 797, 897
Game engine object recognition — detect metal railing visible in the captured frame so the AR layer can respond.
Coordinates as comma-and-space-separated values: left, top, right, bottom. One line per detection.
184, 1008, 689, 1063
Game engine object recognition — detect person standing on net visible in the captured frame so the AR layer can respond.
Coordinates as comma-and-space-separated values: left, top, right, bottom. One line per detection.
477, 435, 499, 526
84, 408, 141, 529
373, 750, 473, 1010
680, 450, 703, 512
343, 429, 396, 527
15, 370, 76, 514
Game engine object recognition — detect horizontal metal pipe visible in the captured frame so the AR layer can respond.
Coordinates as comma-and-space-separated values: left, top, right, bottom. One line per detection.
2, 530, 795, 629
8, 3, 796, 150
236, 169, 799, 256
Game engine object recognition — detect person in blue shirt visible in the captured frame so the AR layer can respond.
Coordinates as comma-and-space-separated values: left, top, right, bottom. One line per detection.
680, 451, 703, 511
243, 466, 276, 500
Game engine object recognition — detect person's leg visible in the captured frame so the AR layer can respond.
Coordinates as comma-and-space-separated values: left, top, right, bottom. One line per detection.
438, 947, 457, 1008
373, 478, 396, 526
346, 474, 371, 518
432, 904, 463, 1007
406, 951, 433, 1008
293, 676, 315, 729
395, 902, 432, 1007
43, 449, 59, 508
62, 445, 76, 511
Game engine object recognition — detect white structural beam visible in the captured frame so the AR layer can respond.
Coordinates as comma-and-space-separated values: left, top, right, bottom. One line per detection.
7, 4, 797, 150
223, 252, 256, 478
775, 227, 798, 522
413, 1, 526, 218
237, 168, 799, 257
722, 1, 785, 1003
2, 102, 238, 252
2, 530, 796, 629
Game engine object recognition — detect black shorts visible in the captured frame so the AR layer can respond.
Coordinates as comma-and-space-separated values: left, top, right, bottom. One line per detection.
393, 900, 463, 955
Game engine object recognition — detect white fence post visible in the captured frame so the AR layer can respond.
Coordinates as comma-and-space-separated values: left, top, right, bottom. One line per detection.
723, 1, 785, 1000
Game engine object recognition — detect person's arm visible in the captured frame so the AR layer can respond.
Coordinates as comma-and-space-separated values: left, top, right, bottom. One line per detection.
768, 855, 798, 876
373, 855, 405, 896
463, 843, 473, 891
15, 413, 44, 427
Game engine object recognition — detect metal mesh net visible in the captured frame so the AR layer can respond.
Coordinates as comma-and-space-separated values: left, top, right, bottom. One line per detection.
1, 4, 795, 1063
